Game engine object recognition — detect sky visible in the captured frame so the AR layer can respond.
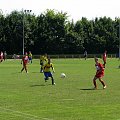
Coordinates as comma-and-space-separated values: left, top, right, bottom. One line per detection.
0, 0, 120, 22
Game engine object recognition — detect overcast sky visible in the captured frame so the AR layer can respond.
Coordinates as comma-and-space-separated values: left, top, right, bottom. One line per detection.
0, 0, 120, 21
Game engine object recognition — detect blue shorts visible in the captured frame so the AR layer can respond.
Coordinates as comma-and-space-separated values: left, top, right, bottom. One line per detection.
44, 72, 52, 78
29, 57, 32, 60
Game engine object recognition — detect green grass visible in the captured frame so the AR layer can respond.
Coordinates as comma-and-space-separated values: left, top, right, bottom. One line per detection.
0, 58, 120, 120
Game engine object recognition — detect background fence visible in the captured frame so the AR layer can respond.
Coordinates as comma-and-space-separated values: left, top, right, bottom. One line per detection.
6, 54, 118, 59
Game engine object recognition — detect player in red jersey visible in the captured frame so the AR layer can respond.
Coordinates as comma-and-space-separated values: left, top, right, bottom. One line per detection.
102, 50, 107, 68
21, 52, 29, 73
0, 51, 3, 63
93, 57, 106, 89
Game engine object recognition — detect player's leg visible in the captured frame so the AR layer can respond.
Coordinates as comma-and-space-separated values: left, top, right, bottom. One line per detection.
44, 72, 49, 82
85, 55, 87, 60
0, 57, 3, 62
99, 77, 106, 89
51, 76, 55, 85
21, 66, 24, 72
93, 76, 97, 89
40, 65, 42, 73
24, 65, 28, 73
49, 72, 55, 85
29, 57, 32, 63
40, 64, 43, 73
46, 72, 55, 85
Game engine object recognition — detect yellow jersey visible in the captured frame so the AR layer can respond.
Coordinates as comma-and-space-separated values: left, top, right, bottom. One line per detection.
40, 55, 48, 65
43, 63, 54, 72
28, 53, 32, 58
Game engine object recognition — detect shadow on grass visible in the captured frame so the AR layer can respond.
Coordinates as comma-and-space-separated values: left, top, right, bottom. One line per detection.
80, 88, 103, 90
11, 72, 21, 74
80, 88, 96, 90
30, 84, 52, 87
30, 84, 45, 87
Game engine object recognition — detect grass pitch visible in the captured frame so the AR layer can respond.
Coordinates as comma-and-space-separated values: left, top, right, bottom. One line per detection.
0, 58, 120, 120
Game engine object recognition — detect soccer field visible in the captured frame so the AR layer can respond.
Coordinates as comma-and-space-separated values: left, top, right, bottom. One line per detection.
0, 58, 120, 120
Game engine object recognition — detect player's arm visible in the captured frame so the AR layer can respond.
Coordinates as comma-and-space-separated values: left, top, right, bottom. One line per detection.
39, 58, 41, 64
43, 64, 47, 70
40, 57, 42, 65
51, 64, 55, 73
96, 69, 101, 74
40, 60, 43, 65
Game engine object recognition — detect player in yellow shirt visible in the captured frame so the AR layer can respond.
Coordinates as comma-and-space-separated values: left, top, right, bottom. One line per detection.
28, 51, 32, 63
43, 58, 55, 85
40, 53, 48, 73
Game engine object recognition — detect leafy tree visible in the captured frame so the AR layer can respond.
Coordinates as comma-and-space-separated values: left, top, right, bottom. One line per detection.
0, 14, 6, 51
0, 9, 119, 55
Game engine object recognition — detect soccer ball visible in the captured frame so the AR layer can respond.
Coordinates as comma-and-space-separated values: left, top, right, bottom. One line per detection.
60, 73, 66, 78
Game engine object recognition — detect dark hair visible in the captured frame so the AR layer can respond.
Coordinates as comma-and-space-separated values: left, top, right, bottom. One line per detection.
95, 57, 98, 61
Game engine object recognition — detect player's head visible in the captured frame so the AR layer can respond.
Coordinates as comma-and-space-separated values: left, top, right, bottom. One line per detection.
94, 57, 99, 63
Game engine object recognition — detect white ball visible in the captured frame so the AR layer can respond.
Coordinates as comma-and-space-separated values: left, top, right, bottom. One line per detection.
60, 73, 66, 78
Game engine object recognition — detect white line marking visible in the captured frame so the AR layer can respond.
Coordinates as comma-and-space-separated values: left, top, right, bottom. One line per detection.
0, 107, 53, 120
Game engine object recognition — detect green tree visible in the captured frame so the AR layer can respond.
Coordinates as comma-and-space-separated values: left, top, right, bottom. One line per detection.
35, 9, 68, 54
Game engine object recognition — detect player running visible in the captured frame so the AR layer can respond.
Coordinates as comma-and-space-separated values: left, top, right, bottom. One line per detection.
0, 51, 3, 63
21, 52, 29, 73
40, 53, 48, 73
43, 58, 55, 85
28, 51, 32, 63
84, 50, 87, 60
102, 50, 107, 68
93, 57, 106, 89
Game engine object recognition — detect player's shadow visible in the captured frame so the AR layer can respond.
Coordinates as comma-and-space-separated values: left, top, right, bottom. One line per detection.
11, 72, 21, 74
30, 84, 45, 87
30, 84, 51, 87
80, 88, 95, 90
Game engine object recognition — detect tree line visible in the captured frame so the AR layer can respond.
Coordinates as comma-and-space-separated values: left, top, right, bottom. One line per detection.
0, 9, 119, 55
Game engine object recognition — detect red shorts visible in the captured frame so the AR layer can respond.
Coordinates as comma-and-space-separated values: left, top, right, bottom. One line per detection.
23, 62, 27, 66
95, 72, 104, 78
